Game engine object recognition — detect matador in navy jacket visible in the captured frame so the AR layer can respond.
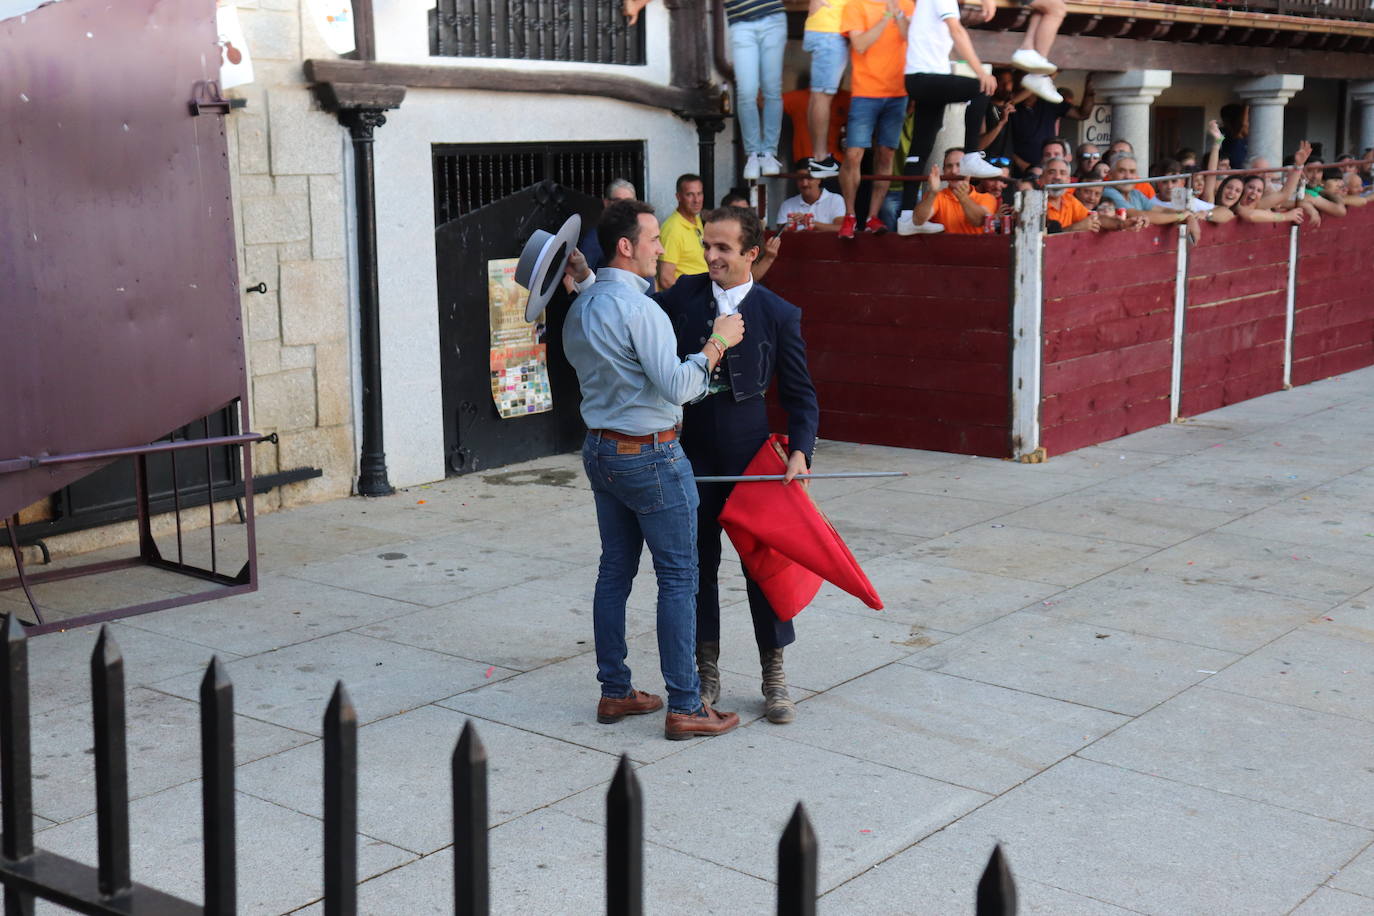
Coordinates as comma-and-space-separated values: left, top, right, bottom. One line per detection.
655, 207, 819, 724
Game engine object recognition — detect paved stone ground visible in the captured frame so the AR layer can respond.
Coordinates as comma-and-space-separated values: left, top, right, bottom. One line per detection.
6, 367, 1374, 915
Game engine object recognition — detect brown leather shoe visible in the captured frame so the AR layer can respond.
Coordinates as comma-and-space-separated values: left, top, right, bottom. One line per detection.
597, 689, 664, 723
664, 703, 741, 741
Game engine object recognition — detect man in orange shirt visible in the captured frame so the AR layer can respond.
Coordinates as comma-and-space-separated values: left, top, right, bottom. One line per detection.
1040, 157, 1145, 232
837, 0, 914, 239
910, 147, 996, 234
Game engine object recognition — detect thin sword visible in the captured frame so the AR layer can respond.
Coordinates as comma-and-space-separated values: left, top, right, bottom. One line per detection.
693, 472, 909, 483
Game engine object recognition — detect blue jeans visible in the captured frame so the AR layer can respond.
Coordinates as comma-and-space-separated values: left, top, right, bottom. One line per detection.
730, 13, 787, 155
802, 30, 847, 94
582, 433, 701, 715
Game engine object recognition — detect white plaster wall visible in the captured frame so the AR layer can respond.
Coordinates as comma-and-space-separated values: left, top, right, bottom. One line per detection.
372, 0, 673, 86
374, 88, 715, 488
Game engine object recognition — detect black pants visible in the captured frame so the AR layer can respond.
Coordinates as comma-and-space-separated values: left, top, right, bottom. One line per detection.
681, 394, 796, 653
900, 72, 990, 211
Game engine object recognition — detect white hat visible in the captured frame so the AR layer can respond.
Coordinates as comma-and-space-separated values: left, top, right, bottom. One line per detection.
514, 213, 582, 323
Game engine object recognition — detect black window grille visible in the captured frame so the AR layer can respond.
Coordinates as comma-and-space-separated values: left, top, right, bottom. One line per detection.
429, 0, 647, 64
432, 140, 646, 225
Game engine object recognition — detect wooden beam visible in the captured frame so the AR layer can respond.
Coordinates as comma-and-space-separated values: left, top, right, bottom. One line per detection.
303, 59, 721, 114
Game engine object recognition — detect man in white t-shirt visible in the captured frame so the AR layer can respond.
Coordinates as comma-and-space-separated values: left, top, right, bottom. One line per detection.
775, 167, 847, 231
895, 0, 1003, 230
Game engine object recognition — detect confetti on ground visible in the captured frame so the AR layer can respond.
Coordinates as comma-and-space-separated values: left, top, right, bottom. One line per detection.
417, 500, 427, 504
1197, 669, 1218, 674
484, 666, 495, 678
859, 829, 872, 834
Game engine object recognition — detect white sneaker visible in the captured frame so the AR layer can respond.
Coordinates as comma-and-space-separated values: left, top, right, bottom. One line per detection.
1021, 73, 1063, 104
958, 151, 1004, 179
743, 152, 762, 181
896, 211, 946, 236
1011, 48, 1057, 74
759, 152, 784, 176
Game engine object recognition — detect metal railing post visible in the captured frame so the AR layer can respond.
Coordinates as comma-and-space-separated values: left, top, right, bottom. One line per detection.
606, 755, 643, 916
776, 802, 817, 916
323, 682, 358, 916
453, 721, 489, 916
977, 845, 1017, 915
1170, 223, 1190, 421
1283, 222, 1300, 388
0, 614, 35, 916
91, 627, 132, 899
201, 657, 236, 916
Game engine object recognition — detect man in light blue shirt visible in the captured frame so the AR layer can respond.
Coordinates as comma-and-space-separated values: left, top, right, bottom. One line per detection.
563, 199, 746, 740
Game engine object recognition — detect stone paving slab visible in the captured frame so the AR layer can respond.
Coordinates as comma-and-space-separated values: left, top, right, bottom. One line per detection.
818, 486, 1021, 540
1215, 485, 1374, 558
1308, 588, 1374, 645
30, 686, 310, 824
354, 581, 656, 672
1080, 686, 1374, 828
907, 524, 1160, 587
33, 781, 414, 915
1291, 887, 1374, 915
1126, 531, 1374, 604
153, 631, 512, 735
1330, 844, 1374, 898
821, 844, 1145, 915
551, 728, 989, 893
918, 756, 1372, 916
1079, 463, 1316, 515
902, 611, 1239, 716
1037, 568, 1330, 654
996, 492, 1243, 548
282, 534, 576, 608
878, 458, 1099, 506
118, 572, 421, 657
807, 550, 1060, 634
237, 705, 619, 854
776, 663, 1127, 794
294, 809, 777, 915
1203, 628, 1374, 723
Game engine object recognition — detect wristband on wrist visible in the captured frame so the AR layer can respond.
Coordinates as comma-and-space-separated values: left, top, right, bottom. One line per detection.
709, 332, 730, 350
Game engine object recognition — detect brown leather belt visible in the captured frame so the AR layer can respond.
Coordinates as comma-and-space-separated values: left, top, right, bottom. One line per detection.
591, 427, 678, 444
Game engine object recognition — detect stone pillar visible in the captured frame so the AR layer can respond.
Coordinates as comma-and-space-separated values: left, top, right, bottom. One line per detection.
1236, 74, 1304, 168
1349, 81, 1374, 154
1094, 70, 1172, 163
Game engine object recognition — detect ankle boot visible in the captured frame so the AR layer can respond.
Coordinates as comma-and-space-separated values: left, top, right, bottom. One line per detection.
759, 647, 796, 724
696, 641, 721, 705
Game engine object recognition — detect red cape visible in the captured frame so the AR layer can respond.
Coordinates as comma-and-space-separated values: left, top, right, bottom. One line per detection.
717, 435, 883, 621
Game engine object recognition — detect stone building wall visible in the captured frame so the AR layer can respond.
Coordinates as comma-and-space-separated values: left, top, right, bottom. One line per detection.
229, 0, 357, 511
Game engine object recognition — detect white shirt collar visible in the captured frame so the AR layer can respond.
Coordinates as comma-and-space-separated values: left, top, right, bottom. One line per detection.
711, 278, 753, 315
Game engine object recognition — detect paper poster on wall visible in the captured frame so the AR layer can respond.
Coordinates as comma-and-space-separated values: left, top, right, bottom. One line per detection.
487, 258, 553, 418
304, 0, 356, 55
216, 3, 254, 90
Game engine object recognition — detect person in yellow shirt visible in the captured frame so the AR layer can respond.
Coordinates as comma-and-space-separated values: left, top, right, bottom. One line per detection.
657, 174, 708, 289
802, 0, 850, 177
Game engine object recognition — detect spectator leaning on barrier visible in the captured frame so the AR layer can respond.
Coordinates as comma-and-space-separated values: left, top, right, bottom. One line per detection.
1009, 75, 1092, 175
802, 0, 850, 177
895, 0, 1004, 228
1073, 182, 1105, 213
1101, 155, 1204, 240
909, 147, 997, 234
728, 0, 788, 181
776, 163, 847, 231
837, 0, 915, 239
658, 174, 707, 290
1040, 157, 1138, 232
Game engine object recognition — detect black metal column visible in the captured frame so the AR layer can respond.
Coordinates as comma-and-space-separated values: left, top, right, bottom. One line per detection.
343, 107, 396, 497
693, 114, 727, 208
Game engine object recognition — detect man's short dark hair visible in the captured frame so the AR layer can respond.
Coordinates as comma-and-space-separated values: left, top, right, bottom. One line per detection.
1042, 136, 1069, 154
720, 191, 750, 207
1152, 159, 1182, 177
702, 206, 764, 256
676, 173, 703, 193
597, 199, 654, 262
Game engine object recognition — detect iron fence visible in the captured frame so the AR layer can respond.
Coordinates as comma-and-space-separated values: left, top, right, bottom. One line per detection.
429, 0, 646, 64
0, 615, 1018, 913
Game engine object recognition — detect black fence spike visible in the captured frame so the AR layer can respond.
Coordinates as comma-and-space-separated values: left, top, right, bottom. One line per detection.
606, 754, 643, 916
323, 681, 358, 916
1, 613, 36, 915
976, 844, 1017, 916
91, 625, 131, 898
453, 721, 489, 916
777, 802, 817, 916
201, 656, 236, 916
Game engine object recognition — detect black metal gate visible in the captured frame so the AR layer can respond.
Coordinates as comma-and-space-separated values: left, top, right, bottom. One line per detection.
432, 142, 645, 476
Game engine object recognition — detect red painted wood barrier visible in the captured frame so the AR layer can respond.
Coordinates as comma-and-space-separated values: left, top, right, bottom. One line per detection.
763, 232, 1012, 458
760, 204, 1374, 459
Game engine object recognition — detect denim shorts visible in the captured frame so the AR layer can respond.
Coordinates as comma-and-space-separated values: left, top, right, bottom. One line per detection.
802, 30, 847, 94
847, 96, 907, 150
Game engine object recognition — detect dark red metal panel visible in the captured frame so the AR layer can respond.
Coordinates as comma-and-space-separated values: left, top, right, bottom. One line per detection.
1292, 205, 1374, 387
0, 0, 246, 520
